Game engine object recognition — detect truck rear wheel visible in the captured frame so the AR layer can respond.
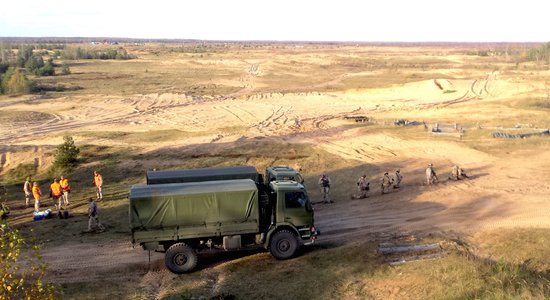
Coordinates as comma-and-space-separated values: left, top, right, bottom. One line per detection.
269, 230, 298, 260
165, 243, 198, 274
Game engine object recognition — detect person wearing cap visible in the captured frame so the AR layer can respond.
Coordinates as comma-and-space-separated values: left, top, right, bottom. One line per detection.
426, 164, 438, 185
393, 169, 403, 189
353, 174, 370, 199
318, 174, 333, 203
381, 172, 393, 194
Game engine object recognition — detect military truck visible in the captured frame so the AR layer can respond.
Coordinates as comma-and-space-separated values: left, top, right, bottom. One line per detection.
146, 166, 260, 185
129, 177, 317, 273
146, 165, 302, 186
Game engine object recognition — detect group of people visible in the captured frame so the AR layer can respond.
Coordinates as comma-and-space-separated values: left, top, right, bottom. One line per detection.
24, 175, 71, 212
426, 163, 469, 185
21, 170, 105, 232
318, 163, 469, 202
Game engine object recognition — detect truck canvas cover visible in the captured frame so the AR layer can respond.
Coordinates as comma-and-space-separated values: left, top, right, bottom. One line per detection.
130, 179, 260, 241
146, 166, 259, 184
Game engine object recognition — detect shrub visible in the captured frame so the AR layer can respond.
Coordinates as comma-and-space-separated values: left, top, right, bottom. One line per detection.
55, 84, 65, 92
0, 222, 57, 299
60, 63, 71, 75
35, 62, 55, 76
1, 68, 32, 95
25, 55, 45, 74
53, 136, 80, 169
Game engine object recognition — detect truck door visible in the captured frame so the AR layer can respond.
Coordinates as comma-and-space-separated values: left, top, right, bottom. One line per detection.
282, 191, 313, 227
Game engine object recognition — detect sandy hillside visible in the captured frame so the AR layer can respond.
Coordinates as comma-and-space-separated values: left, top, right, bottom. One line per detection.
1, 45, 549, 295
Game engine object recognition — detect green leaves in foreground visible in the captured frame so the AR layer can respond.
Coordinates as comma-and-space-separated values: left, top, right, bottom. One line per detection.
0, 222, 56, 299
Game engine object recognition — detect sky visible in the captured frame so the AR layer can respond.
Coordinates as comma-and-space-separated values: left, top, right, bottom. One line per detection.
0, 0, 548, 42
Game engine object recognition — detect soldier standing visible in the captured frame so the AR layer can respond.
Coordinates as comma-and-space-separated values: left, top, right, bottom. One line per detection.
353, 174, 369, 199
318, 174, 333, 203
393, 169, 403, 189
381, 172, 393, 194
426, 164, 438, 185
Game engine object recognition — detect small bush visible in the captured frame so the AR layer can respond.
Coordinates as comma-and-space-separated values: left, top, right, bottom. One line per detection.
55, 84, 66, 92
53, 136, 80, 169
0, 222, 57, 299
60, 63, 71, 75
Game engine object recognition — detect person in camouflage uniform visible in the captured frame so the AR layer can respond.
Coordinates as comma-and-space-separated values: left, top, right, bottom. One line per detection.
318, 174, 333, 203
381, 172, 393, 195
450, 165, 469, 180
352, 174, 370, 199
393, 169, 403, 189
426, 164, 438, 185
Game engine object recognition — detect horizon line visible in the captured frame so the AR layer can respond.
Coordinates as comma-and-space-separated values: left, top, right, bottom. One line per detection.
0, 36, 547, 45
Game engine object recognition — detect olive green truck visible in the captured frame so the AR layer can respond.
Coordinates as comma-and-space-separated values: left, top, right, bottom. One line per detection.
129, 166, 317, 273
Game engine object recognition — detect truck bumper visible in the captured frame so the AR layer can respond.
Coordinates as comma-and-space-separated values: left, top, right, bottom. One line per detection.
301, 229, 320, 246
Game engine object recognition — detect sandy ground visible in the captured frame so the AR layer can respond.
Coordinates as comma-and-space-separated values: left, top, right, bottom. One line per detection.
1, 70, 549, 288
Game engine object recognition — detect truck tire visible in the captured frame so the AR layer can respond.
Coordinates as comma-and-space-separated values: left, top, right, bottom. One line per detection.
269, 230, 299, 260
165, 243, 198, 274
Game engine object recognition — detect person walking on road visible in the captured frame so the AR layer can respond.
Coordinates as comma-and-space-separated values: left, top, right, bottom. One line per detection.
60, 175, 71, 206
50, 178, 63, 210
87, 197, 105, 233
393, 169, 403, 189
381, 172, 393, 194
32, 182, 42, 212
426, 164, 438, 185
93, 171, 103, 200
23, 176, 32, 208
353, 174, 370, 199
318, 174, 333, 203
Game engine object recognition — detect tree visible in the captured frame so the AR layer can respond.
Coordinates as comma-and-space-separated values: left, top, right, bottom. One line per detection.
24, 55, 45, 74
53, 136, 80, 169
1, 68, 32, 95
0, 222, 57, 299
36, 61, 55, 76
16, 45, 33, 68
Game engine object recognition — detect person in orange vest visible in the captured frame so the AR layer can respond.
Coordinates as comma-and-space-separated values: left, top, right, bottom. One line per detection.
50, 178, 63, 210
32, 182, 42, 212
60, 175, 71, 206
93, 171, 103, 200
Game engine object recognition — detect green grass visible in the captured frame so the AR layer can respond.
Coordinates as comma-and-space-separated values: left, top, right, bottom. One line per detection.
0, 163, 36, 184
155, 233, 550, 300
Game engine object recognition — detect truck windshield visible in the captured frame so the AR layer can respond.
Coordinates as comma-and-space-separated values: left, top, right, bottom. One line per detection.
285, 191, 312, 211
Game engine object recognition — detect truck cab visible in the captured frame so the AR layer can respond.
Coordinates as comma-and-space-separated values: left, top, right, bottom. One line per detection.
267, 180, 316, 257
265, 166, 304, 184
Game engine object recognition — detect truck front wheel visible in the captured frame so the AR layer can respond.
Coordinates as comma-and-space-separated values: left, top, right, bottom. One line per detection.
165, 243, 198, 274
269, 230, 299, 260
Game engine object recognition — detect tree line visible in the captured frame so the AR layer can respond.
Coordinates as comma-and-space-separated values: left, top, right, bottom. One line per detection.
0, 43, 136, 95
61, 46, 136, 60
